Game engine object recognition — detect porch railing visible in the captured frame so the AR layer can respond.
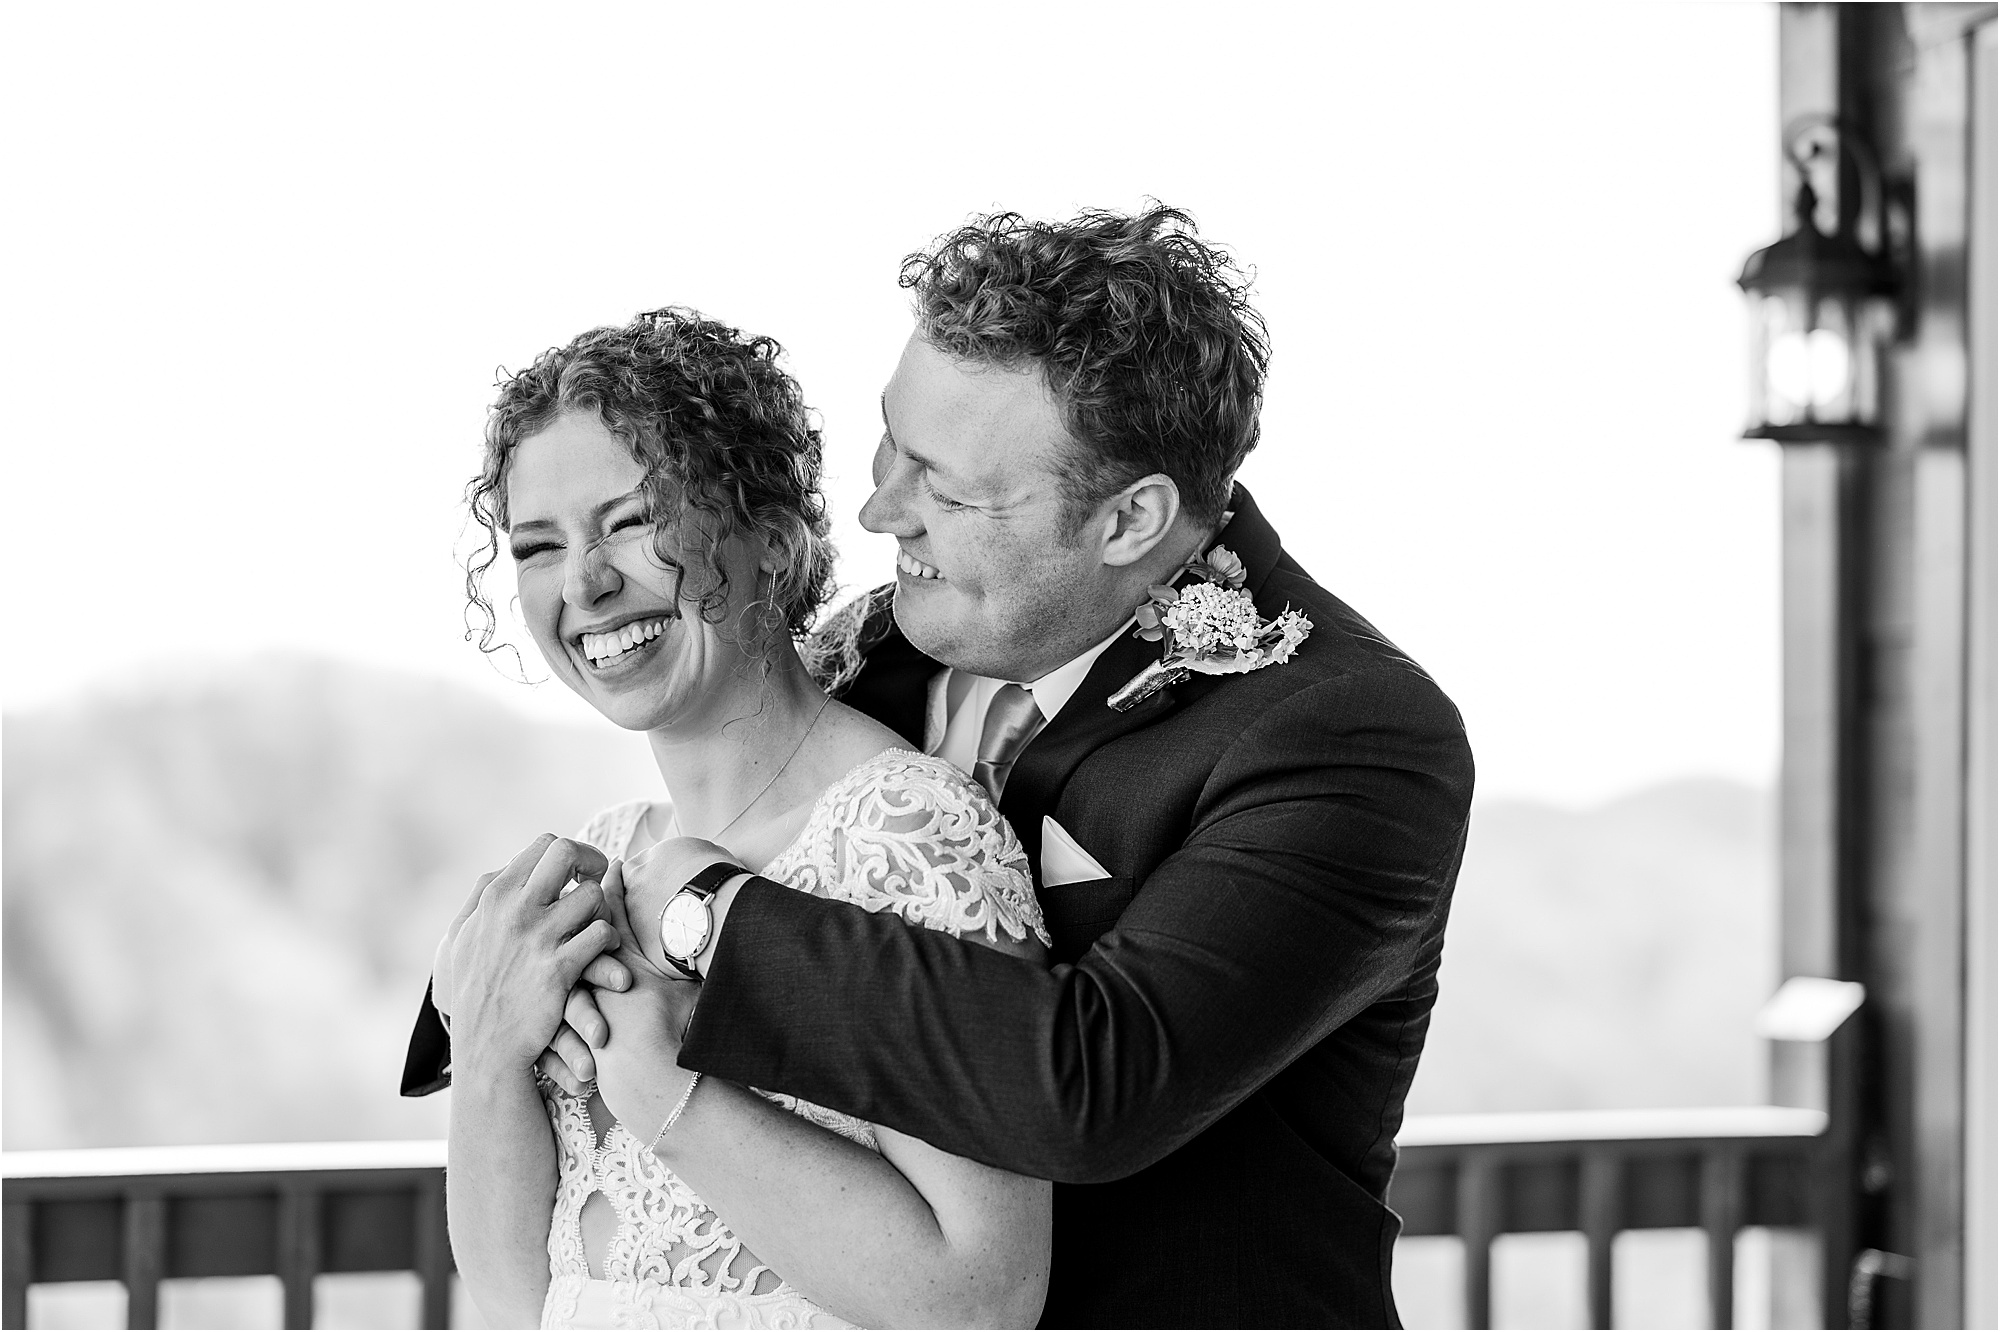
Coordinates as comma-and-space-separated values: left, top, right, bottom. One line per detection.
3, 1106, 1828, 1330
1389, 1105, 1829, 1328
2, 1140, 451, 1330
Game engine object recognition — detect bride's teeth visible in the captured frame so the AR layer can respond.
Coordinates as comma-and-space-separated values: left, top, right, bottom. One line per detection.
580, 617, 673, 666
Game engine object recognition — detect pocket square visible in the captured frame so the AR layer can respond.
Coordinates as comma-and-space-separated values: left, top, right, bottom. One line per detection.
1041, 816, 1112, 886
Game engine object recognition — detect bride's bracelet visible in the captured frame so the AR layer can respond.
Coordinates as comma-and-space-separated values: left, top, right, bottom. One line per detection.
646, 1073, 702, 1155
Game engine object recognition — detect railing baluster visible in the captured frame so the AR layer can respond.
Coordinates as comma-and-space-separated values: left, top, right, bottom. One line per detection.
277, 1185, 319, 1330
1457, 1153, 1497, 1330
415, 1173, 451, 1330
3, 1200, 31, 1329
122, 1194, 165, 1330
0, 1118, 1828, 1331
1701, 1149, 1744, 1329
1581, 1152, 1621, 1329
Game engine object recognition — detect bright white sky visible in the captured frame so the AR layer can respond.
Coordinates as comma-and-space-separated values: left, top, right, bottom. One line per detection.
1, 2, 1781, 806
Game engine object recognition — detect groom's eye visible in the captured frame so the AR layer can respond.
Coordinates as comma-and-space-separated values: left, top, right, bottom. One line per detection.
925, 477, 970, 512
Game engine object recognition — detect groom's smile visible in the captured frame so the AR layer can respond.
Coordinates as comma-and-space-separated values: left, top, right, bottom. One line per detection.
895, 549, 944, 581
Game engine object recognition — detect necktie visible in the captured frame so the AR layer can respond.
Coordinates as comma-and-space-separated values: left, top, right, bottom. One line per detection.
973, 682, 1045, 804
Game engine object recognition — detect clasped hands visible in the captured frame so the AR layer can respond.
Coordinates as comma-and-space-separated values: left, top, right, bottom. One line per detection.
442, 833, 738, 1107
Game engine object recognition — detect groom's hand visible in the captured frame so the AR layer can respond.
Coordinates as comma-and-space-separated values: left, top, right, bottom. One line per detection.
533, 956, 632, 1096
590, 944, 702, 1135
449, 834, 619, 1080
537, 850, 725, 1095
622, 836, 746, 974
535, 857, 644, 1095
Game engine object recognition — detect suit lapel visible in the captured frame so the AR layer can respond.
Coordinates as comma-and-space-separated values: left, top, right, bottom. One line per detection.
995, 484, 1287, 877
999, 623, 1179, 878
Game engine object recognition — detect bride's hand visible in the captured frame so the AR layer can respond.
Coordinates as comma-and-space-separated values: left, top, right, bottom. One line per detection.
589, 935, 702, 1135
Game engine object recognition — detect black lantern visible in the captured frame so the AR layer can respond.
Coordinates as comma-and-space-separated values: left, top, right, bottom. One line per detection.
1738, 120, 1904, 445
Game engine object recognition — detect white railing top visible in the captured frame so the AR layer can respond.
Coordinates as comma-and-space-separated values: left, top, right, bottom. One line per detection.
1395, 1105, 1827, 1146
2, 1139, 447, 1180
0, 1106, 1828, 1180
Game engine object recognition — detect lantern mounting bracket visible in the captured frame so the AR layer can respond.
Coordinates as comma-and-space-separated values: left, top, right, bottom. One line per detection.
1781, 115, 1918, 340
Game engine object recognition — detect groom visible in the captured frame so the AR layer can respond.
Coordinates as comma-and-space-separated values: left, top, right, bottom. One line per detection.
407, 204, 1473, 1328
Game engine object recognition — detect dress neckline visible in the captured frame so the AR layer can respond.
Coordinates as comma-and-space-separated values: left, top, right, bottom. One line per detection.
644, 746, 930, 872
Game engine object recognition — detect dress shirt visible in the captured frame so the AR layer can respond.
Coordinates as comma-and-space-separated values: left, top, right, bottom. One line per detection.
924, 621, 1133, 771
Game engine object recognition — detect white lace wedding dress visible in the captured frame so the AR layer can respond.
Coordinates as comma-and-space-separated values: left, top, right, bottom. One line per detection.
539, 748, 1047, 1330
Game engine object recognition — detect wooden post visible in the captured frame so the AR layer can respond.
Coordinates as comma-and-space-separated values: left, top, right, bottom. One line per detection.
277, 1186, 319, 1330
1961, 18, 1998, 1330
415, 1172, 452, 1330
121, 1195, 165, 1331
1456, 1155, 1497, 1330
1580, 1153, 1621, 1330
1774, 9, 1865, 1324
1703, 1150, 1746, 1329
3, 1201, 31, 1330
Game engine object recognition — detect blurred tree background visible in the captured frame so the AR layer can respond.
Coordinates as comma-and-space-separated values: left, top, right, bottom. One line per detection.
2, 658, 656, 1148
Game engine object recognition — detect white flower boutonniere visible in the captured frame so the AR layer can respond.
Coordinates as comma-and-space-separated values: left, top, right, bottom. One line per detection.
1107, 545, 1313, 712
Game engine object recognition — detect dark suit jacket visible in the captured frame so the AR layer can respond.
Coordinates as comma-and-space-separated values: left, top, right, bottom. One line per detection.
402, 486, 1473, 1329
685, 489, 1472, 1328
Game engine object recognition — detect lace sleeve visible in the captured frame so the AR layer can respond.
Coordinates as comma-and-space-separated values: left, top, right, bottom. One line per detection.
787, 752, 1049, 951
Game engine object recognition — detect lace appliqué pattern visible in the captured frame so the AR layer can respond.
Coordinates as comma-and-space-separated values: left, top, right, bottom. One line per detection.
539, 750, 1044, 1329
762, 750, 1048, 952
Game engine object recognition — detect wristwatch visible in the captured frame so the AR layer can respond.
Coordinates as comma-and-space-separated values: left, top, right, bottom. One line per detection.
658, 861, 740, 981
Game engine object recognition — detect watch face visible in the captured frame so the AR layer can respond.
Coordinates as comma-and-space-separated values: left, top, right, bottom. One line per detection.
661, 893, 711, 962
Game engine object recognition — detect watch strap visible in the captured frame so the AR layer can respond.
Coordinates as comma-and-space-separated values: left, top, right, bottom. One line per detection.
680, 860, 742, 901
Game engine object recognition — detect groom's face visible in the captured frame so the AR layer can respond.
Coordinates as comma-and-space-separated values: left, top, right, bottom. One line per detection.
863, 334, 1120, 682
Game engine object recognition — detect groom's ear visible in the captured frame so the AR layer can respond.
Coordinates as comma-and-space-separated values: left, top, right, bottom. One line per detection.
1096, 474, 1182, 568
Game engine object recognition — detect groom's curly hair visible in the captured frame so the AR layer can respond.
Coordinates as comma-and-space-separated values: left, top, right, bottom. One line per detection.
463, 309, 835, 669
900, 203, 1270, 531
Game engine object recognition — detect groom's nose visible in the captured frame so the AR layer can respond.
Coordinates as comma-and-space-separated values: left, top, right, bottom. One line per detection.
859, 466, 918, 538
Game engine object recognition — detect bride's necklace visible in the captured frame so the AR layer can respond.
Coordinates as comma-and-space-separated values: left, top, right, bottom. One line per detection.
704, 694, 832, 844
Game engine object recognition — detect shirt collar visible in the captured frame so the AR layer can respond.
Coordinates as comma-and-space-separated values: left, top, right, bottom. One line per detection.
1012, 618, 1134, 724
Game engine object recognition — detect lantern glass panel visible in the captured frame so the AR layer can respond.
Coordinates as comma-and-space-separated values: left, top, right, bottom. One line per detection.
1748, 291, 1810, 428
1743, 289, 1894, 435
1795, 296, 1857, 419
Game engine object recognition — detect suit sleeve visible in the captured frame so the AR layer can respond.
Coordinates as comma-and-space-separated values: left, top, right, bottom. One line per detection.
400, 981, 452, 1097
679, 665, 1474, 1183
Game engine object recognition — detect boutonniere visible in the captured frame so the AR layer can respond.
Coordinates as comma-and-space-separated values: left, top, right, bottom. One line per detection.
1107, 545, 1313, 712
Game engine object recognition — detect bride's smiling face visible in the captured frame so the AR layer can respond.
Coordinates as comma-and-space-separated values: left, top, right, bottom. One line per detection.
506, 411, 764, 732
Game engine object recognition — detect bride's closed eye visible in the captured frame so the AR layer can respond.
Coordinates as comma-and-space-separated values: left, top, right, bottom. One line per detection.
509, 515, 648, 562
602, 515, 657, 550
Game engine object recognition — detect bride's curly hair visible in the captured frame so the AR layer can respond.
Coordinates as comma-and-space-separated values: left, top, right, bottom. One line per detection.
464, 309, 836, 672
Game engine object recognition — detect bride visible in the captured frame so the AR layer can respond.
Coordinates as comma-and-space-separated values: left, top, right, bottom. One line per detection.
434, 309, 1052, 1328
